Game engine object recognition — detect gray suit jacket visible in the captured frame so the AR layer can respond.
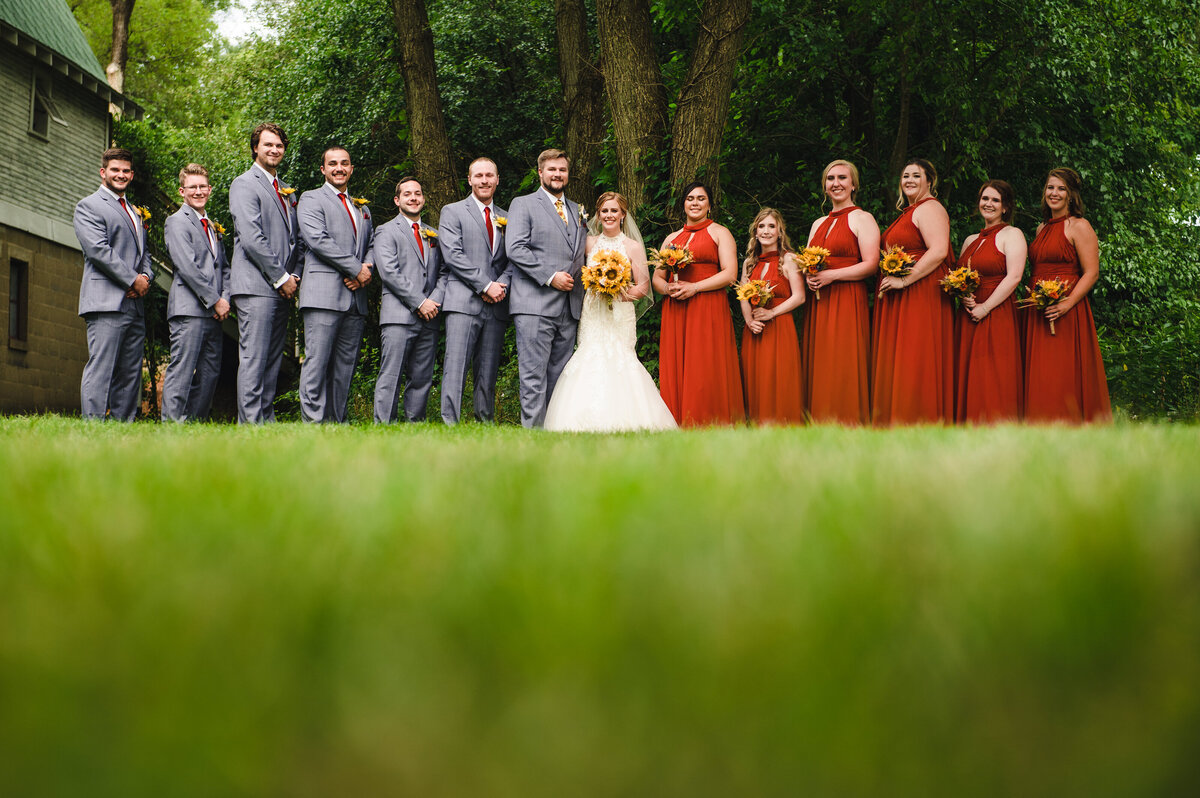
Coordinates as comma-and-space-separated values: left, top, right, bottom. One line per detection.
375, 216, 444, 326
164, 205, 230, 319
73, 187, 153, 316
228, 166, 302, 297
505, 190, 586, 319
438, 196, 512, 321
297, 187, 375, 314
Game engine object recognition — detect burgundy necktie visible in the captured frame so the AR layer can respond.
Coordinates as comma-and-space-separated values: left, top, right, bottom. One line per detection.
484, 205, 493, 250
339, 193, 358, 236
118, 197, 137, 229
201, 218, 214, 252
273, 178, 289, 217
413, 222, 424, 257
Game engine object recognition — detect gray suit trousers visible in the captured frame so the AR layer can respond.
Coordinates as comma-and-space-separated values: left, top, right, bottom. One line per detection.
235, 294, 290, 424
512, 308, 577, 428
375, 321, 440, 423
300, 308, 365, 423
162, 316, 222, 422
441, 310, 507, 424
81, 308, 145, 421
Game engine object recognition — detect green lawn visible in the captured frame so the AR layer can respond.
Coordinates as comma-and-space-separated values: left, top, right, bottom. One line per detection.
2, 417, 1199, 797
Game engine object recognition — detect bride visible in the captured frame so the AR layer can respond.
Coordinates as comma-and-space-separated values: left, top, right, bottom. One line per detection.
544, 192, 677, 431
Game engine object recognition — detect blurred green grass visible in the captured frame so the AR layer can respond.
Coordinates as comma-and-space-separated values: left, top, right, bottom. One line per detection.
1, 417, 1199, 797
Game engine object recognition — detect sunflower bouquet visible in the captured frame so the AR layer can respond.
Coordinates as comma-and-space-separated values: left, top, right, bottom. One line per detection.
1017, 277, 1072, 335
798, 246, 831, 300
939, 262, 981, 309
734, 278, 775, 308
879, 244, 915, 279
648, 244, 694, 281
580, 248, 634, 308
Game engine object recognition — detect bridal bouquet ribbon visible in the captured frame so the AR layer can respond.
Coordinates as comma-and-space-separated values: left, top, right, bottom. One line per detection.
1017, 277, 1072, 335
581, 248, 633, 307
939, 262, 981, 309
648, 244, 694, 282
798, 245, 831, 300
734, 278, 775, 308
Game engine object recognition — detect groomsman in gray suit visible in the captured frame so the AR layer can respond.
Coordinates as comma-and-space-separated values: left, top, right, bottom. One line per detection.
296, 146, 375, 423
438, 157, 511, 424
73, 147, 153, 421
228, 123, 302, 423
504, 148, 586, 428
161, 163, 231, 422
373, 177, 444, 423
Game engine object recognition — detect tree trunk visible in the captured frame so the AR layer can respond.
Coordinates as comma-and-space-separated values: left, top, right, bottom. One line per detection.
888, 45, 912, 181
391, 0, 458, 223
555, 0, 605, 210
665, 0, 750, 221
106, 0, 134, 104
596, 0, 668, 214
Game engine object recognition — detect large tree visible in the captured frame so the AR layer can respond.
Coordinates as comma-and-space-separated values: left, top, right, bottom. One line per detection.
555, 0, 605, 208
392, 0, 459, 220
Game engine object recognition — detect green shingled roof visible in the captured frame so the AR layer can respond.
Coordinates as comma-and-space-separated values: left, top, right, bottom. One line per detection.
0, 0, 108, 83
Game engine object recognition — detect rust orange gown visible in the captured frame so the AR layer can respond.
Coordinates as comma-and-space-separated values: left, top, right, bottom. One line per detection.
870, 197, 955, 425
802, 207, 871, 424
658, 219, 745, 425
1022, 216, 1112, 422
955, 224, 1022, 422
740, 253, 804, 423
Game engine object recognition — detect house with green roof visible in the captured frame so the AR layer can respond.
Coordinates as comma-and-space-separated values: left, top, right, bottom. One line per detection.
0, 0, 142, 412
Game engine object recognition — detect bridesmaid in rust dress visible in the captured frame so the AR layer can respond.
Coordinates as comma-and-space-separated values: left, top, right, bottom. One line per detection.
803, 159, 879, 424
1023, 168, 1111, 422
956, 180, 1025, 423
652, 181, 744, 425
739, 208, 806, 424
871, 158, 955, 425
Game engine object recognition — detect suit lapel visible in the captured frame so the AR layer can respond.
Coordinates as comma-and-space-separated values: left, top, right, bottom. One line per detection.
103, 191, 139, 247
465, 199, 492, 252
536, 191, 572, 244
401, 217, 426, 265
255, 168, 290, 229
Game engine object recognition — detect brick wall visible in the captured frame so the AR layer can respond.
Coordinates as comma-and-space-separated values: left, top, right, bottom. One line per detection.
1, 226, 88, 413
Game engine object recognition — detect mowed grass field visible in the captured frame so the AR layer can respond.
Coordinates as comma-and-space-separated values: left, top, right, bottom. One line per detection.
2, 417, 1199, 797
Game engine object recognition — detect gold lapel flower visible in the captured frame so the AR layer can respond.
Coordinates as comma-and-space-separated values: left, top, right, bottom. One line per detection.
495, 216, 508, 228
421, 228, 438, 240
578, 207, 589, 224
134, 205, 151, 223
212, 220, 226, 236
351, 197, 369, 206
278, 186, 296, 196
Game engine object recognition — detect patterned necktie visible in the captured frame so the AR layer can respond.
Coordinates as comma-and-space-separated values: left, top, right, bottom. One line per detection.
413, 222, 424, 257
339, 193, 358, 236
484, 205, 494, 250
554, 199, 568, 225
201, 218, 214, 253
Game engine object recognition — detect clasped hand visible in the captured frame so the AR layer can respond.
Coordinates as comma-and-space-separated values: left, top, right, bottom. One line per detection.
343, 263, 373, 291
667, 280, 697, 300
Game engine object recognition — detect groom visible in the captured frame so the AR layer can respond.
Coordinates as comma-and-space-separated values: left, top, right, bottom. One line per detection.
505, 149, 586, 428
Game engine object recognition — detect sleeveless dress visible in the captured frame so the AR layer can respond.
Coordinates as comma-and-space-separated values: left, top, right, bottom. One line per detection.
658, 219, 745, 426
955, 224, 1022, 423
803, 206, 871, 424
871, 197, 955, 425
1022, 217, 1112, 422
740, 253, 804, 424
544, 233, 677, 431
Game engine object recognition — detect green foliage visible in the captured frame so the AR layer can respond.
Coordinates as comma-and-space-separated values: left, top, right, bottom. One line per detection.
3, 420, 1200, 795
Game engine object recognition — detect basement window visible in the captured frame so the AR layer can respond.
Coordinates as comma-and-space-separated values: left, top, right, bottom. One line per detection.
8, 258, 29, 350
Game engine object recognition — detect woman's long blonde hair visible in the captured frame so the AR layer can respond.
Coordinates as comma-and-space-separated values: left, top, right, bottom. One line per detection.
743, 208, 794, 276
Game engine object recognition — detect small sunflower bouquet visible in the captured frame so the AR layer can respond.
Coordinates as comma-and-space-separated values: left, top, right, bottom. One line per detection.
939, 262, 981, 309
1017, 277, 1072, 335
581, 248, 634, 308
798, 246, 831, 300
648, 244, 694, 281
879, 244, 915, 280
734, 278, 775, 308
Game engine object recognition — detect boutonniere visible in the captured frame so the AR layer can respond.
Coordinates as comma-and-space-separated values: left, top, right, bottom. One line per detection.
278, 187, 296, 196
212, 220, 226, 236
351, 197, 369, 207
134, 205, 151, 223
495, 216, 508, 228
578, 207, 589, 224
421, 228, 438, 246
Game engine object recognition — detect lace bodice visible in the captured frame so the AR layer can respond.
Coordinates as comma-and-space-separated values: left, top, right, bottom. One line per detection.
580, 234, 636, 349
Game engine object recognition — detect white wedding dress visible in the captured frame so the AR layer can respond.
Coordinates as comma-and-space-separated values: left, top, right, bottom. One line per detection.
544, 234, 677, 432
